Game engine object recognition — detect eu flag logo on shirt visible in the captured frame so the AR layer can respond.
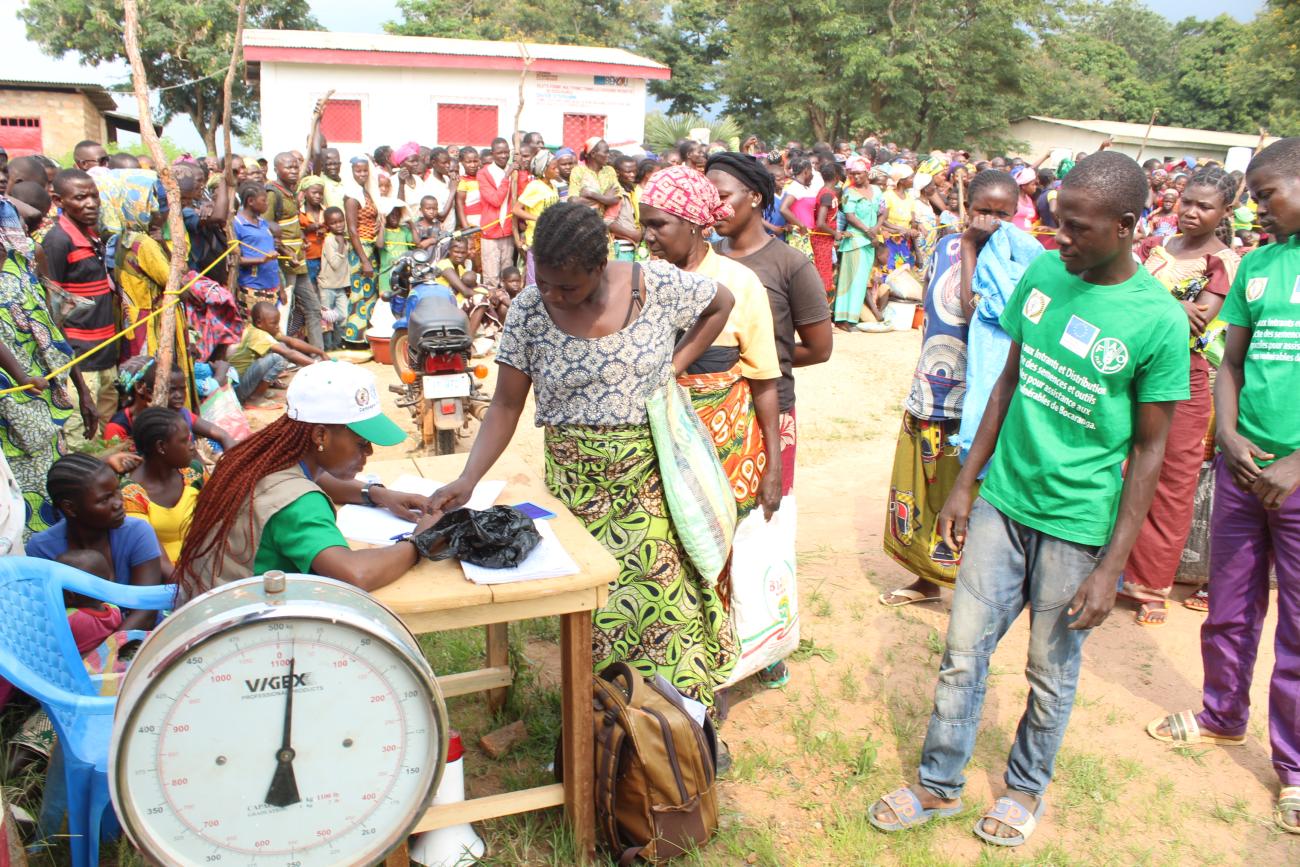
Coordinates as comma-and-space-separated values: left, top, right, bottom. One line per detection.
1059, 315, 1101, 358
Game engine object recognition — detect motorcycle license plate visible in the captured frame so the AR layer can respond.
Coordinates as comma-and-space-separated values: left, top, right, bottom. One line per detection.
423, 374, 471, 399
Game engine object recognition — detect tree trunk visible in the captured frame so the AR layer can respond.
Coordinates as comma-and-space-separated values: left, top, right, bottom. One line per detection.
223, 0, 249, 292
122, 0, 188, 409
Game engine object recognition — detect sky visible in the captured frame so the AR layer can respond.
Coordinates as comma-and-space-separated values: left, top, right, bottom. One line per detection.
0, 0, 1267, 153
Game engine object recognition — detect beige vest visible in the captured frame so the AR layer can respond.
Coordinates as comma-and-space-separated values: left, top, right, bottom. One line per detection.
183, 467, 321, 602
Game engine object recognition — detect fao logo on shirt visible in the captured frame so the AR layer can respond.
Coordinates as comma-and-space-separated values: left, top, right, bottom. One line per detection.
1091, 338, 1129, 375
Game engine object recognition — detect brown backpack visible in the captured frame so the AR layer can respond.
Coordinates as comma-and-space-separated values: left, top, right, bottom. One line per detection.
583, 663, 720, 864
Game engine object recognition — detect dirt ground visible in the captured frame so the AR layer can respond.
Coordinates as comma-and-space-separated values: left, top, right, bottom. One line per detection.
334, 327, 1296, 866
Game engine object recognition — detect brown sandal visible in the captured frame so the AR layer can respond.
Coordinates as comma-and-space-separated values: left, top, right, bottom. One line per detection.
1183, 589, 1209, 613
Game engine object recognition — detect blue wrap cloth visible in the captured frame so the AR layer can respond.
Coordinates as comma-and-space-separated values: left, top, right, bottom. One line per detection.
954, 221, 1044, 465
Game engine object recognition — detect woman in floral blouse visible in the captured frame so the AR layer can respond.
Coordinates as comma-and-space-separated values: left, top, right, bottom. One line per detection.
428, 202, 739, 714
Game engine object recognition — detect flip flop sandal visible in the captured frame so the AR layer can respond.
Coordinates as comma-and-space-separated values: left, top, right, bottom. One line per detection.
756, 660, 790, 689
879, 587, 942, 607
1277, 786, 1300, 835
868, 786, 963, 833
1146, 710, 1246, 745
1183, 589, 1209, 612
1136, 601, 1169, 627
973, 795, 1046, 847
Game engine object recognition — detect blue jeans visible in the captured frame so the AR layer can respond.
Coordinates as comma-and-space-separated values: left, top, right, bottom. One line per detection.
319, 285, 350, 350
234, 352, 287, 403
917, 498, 1102, 800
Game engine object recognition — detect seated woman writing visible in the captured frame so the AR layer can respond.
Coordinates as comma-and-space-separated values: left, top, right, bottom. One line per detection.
172, 362, 438, 605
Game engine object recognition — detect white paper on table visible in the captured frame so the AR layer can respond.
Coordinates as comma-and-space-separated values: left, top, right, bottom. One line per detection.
336, 504, 420, 546
389, 474, 506, 512
460, 521, 579, 585
336, 476, 508, 546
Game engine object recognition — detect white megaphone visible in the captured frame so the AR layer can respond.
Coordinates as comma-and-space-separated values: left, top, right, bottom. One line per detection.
409, 731, 486, 866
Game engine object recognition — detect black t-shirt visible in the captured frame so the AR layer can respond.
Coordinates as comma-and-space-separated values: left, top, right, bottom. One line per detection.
715, 238, 829, 412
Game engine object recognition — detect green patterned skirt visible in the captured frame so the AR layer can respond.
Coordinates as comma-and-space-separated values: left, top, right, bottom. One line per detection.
544, 424, 737, 710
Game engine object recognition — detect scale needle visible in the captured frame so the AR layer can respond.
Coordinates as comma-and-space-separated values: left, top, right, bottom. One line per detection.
264, 655, 301, 807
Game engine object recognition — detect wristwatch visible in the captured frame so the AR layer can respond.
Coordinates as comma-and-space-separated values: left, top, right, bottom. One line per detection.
360, 481, 385, 508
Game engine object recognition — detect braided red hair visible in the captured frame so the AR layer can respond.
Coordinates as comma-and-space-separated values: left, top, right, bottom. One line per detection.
174, 415, 316, 601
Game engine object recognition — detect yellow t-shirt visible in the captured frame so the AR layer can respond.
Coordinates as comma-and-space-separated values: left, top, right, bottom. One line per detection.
517, 179, 560, 247
690, 249, 781, 381
228, 326, 278, 374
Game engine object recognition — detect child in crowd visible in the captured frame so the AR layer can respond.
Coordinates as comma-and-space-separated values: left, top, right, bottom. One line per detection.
488, 265, 521, 324
500, 265, 523, 298
318, 206, 351, 351
298, 175, 327, 288
56, 549, 124, 655
103, 356, 235, 452
871, 152, 1189, 847
229, 301, 327, 408
1147, 137, 1300, 836
379, 202, 413, 300
414, 195, 444, 249
1148, 189, 1181, 238
234, 182, 283, 319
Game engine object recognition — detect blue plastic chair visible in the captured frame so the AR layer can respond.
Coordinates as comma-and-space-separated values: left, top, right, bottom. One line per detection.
0, 556, 174, 867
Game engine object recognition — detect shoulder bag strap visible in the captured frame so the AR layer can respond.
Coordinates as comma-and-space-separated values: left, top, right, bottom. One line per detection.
621, 262, 644, 329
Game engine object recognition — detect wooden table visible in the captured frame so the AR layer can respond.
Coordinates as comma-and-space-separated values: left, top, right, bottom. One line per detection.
357, 455, 616, 864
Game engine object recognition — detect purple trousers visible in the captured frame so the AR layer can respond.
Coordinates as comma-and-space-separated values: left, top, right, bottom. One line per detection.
1200, 456, 1300, 786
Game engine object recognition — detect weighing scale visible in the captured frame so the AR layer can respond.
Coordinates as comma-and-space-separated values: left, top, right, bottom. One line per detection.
109, 572, 450, 866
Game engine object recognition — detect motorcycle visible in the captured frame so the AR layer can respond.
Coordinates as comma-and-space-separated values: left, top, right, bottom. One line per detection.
388, 230, 490, 454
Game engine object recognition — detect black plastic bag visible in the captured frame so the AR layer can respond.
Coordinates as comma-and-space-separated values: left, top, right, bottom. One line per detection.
413, 506, 541, 568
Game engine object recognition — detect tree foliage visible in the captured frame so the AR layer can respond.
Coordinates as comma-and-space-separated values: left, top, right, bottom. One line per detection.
721, 0, 1051, 151
639, 0, 734, 115
20, 0, 317, 154
1030, 1, 1298, 138
387, 0, 664, 48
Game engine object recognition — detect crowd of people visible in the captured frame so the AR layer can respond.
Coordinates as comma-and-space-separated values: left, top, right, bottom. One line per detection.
0, 116, 1297, 851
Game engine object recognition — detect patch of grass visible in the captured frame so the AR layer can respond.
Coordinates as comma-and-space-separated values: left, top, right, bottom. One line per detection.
682, 816, 782, 866
850, 602, 865, 622
1209, 795, 1254, 825
838, 666, 861, 701
1172, 745, 1210, 766
925, 628, 944, 657
849, 736, 879, 780
789, 637, 837, 663
729, 745, 782, 783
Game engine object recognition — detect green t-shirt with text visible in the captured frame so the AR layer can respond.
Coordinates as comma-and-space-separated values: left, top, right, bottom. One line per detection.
1219, 234, 1300, 465
980, 253, 1190, 546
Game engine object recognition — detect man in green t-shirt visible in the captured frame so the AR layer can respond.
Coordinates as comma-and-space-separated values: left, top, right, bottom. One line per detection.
870, 152, 1189, 847
1146, 137, 1300, 835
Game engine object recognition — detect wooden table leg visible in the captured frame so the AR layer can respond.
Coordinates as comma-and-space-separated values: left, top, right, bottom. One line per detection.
384, 841, 410, 866
559, 611, 596, 863
485, 622, 509, 714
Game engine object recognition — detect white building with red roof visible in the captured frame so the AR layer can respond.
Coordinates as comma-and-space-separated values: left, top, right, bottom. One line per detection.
243, 29, 670, 156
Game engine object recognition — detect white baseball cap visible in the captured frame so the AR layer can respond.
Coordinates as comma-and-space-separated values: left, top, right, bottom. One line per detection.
285, 362, 407, 447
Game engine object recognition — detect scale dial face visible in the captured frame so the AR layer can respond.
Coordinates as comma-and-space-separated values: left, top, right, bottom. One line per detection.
117, 615, 441, 866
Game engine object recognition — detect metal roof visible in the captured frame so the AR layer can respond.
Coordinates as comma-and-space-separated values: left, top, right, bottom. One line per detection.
243, 28, 669, 74
1021, 116, 1277, 150
0, 76, 118, 113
